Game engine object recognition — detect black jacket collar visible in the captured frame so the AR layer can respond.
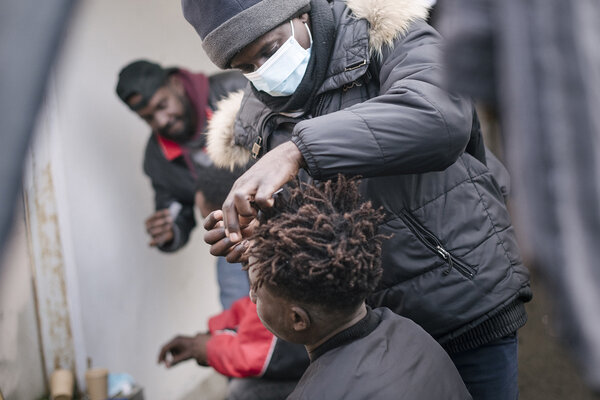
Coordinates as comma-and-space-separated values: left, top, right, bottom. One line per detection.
309, 306, 380, 362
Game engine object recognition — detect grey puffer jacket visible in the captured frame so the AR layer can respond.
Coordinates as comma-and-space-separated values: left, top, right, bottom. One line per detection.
206, 0, 531, 352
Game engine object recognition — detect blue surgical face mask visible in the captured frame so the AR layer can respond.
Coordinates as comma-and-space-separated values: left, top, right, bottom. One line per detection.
244, 20, 313, 97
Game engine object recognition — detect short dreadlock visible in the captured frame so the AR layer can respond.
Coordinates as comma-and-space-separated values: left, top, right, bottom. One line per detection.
247, 175, 387, 310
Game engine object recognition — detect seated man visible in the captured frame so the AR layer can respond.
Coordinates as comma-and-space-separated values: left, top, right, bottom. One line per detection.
157, 166, 308, 400
245, 176, 472, 400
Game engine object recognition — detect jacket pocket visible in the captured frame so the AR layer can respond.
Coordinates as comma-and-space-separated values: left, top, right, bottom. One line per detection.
399, 210, 477, 280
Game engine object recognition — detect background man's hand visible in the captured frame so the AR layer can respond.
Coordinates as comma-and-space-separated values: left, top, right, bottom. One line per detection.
145, 209, 174, 246
221, 141, 304, 243
157, 333, 211, 368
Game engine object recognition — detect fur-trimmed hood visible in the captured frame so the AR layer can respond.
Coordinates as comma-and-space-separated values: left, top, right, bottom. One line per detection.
347, 0, 430, 59
206, 0, 431, 170
206, 89, 250, 171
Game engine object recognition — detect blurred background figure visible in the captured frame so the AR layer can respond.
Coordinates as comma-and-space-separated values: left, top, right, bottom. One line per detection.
115, 60, 245, 254
0, 0, 76, 254
193, 165, 250, 310
115, 60, 250, 310
439, 0, 600, 393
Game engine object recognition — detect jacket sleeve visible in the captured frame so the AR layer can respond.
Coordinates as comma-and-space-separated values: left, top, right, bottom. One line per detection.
143, 156, 196, 253
292, 21, 474, 180
206, 297, 277, 378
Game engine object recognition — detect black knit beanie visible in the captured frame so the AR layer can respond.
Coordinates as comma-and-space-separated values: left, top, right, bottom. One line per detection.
181, 0, 311, 69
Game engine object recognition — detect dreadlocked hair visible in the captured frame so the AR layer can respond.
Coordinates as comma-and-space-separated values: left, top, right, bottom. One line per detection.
247, 175, 387, 310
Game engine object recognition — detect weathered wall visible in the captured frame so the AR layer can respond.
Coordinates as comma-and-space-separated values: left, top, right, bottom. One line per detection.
0, 209, 46, 399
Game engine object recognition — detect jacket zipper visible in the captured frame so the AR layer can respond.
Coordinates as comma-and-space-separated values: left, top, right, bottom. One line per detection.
312, 94, 328, 117
399, 211, 476, 279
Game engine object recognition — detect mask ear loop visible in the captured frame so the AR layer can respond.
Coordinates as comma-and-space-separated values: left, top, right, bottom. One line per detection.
290, 20, 296, 40
291, 19, 313, 46
304, 22, 313, 45
290, 19, 312, 46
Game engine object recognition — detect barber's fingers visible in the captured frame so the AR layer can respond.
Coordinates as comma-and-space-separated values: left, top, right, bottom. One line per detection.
222, 179, 279, 241
224, 221, 256, 263
223, 178, 284, 240
204, 212, 257, 256
252, 181, 281, 211
226, 241, 250, 264
203, 210, 223, 231
222, 142, 303, 240
249, 141, 304, 210
204, 223, 226, 244
222, 191, 257, 243
207, 236, 236, 257
240, 218, 258, 238
221, 168, 264, 242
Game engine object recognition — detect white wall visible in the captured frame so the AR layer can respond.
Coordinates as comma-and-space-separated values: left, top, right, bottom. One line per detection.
42, 1, 226, 398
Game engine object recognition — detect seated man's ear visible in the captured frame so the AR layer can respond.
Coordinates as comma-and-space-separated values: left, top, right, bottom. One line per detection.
290, 306, 310, 332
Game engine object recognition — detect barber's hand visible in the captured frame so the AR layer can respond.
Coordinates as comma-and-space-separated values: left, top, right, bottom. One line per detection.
157, 333, 211, 368
203, 210, 256, 264
222, 141, 304, 243
145, 209, 174, 247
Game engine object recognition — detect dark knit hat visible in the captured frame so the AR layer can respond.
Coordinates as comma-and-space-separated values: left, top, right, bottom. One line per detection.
116, 60, 177, 110
181, 0, 311, 69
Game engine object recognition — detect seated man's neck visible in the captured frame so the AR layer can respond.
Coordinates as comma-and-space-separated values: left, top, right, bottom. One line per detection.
305, 303, 367, 355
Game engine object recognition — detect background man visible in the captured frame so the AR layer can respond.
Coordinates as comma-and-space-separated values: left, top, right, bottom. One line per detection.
194, 166, 250, 309
115, 59, 249, 309
115, 59, 246, 252
246, 176, 471, 399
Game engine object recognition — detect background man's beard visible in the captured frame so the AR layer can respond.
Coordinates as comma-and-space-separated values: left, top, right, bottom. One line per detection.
159, 118, 194, 142
159, 95, 196, 143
